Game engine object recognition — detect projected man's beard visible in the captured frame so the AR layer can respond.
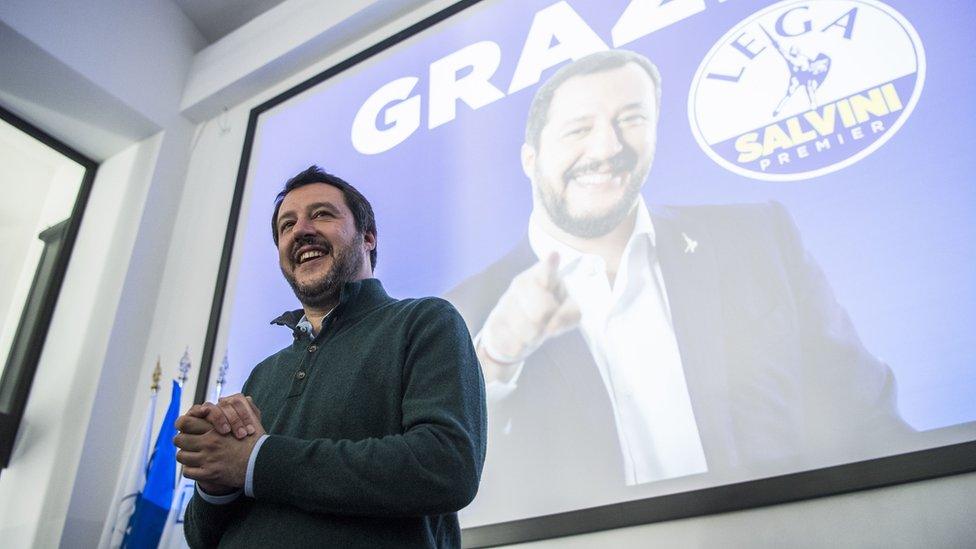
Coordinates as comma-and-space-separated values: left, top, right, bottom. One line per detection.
536, 147, 648, 239
282, 233, 364, 308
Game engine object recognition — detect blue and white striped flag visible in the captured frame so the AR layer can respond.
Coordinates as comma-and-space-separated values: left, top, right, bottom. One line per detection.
121, 380, 181, 548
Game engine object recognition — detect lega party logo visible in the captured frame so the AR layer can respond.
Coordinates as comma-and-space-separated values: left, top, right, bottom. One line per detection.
688, 0, 925, 181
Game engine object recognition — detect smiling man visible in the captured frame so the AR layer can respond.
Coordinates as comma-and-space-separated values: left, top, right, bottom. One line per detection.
446, 49, 909, 519
175, 167, 486, 548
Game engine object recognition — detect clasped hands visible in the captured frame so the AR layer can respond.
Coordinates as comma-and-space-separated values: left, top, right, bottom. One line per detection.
173, 393, 265, 496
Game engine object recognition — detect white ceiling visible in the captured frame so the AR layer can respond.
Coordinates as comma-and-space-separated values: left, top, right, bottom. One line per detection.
172, 0, 289, 43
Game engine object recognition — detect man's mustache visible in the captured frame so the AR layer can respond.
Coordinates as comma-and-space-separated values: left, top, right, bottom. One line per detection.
563, 148, 639, 184
292, 235, 333, 261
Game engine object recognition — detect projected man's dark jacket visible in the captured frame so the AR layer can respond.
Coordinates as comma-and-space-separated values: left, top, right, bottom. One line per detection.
446, 202, 910, 518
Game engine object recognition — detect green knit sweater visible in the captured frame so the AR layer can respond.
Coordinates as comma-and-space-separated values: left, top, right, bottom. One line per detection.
184, 279, 486, 548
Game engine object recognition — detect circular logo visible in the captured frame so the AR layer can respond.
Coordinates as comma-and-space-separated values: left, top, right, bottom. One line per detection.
688, 0, 925, 181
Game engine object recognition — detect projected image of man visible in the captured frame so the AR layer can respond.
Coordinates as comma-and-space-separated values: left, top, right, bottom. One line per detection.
481, 52, 704, 485
447, 49, 910, 515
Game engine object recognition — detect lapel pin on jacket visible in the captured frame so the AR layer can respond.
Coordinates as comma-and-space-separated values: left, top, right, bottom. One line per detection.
682, 232, 698, 254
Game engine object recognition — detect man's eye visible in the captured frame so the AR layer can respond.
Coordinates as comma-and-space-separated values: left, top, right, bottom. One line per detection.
313, 210, 331, 218
280, 221, 294, 233
564, 126, 590, 138
617, 114, 648, 127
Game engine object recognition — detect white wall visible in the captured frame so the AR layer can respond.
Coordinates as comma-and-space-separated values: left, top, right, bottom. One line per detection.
0, 134, 163, 548
0, 2, 206, 548
0, 0, 972, 547
62, 116, 200, 548
0, 0, 205, 127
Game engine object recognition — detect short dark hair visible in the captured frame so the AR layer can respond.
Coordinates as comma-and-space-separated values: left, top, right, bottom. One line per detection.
271, 165, 378, 270
524, 49, 662, 150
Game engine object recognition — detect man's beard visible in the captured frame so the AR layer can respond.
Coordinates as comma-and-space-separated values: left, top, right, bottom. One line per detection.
281, 233, 364, 308
537, 148, 648, 238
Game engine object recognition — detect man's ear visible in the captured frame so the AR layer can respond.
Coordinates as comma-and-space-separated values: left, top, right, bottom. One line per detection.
363, 230, 376, 251
520, 142, 536, 180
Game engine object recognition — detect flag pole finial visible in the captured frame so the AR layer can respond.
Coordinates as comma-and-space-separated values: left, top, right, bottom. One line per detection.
151, 357, 161, 393
215, 353, 229, 400
177, 348, 191, 388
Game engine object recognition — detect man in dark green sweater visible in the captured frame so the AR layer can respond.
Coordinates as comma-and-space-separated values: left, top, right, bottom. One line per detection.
173, 166, 487, 548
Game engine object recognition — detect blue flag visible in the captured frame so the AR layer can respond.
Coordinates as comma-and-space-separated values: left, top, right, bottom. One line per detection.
122, 380, 181, 548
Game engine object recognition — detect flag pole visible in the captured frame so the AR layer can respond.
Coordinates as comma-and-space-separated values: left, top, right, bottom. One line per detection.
97, 359, 161, 549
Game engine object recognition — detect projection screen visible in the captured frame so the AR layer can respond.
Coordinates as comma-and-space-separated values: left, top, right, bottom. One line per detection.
201, 0, 976, 543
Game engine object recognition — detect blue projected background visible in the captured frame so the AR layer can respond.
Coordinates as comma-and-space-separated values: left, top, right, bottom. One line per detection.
213, 0, 974, 525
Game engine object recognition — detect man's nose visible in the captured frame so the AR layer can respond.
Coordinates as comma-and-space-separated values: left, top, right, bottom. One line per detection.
584, 121, 624, 160
292, 216, 316, 238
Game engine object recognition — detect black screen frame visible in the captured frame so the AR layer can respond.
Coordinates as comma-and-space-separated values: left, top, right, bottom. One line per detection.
196, 0, 976, 545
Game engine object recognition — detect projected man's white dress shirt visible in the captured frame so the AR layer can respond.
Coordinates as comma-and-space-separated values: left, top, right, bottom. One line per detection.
487, 198, 708, 485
